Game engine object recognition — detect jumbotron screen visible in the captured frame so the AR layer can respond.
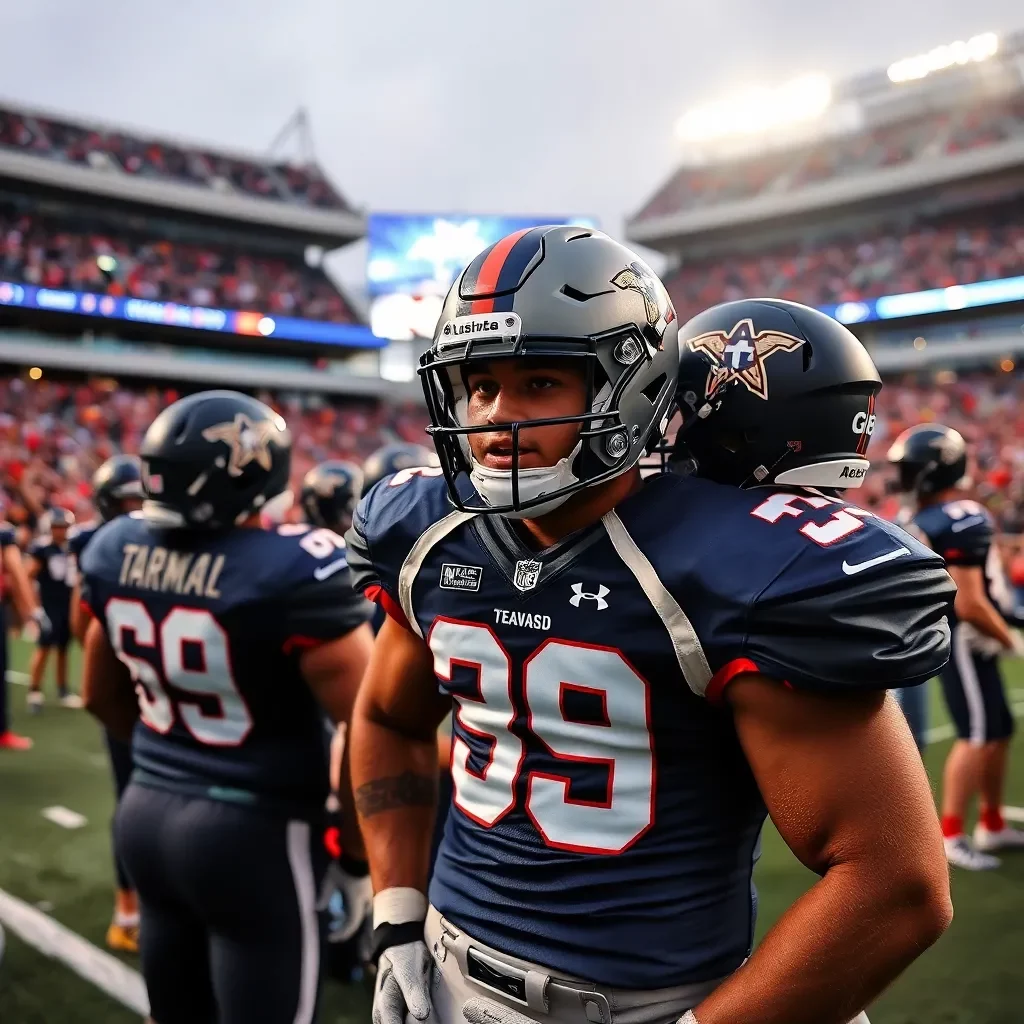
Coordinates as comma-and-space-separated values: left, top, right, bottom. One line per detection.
368, 213, 598, 341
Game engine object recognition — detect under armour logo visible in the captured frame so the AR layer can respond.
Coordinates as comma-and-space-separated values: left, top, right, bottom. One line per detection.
569, 583, 610, 610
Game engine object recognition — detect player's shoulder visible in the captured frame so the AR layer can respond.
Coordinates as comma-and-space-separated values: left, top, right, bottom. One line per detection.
346, 467, 456, 596
623, 474, 954, 694
68, 520, 101, 557
27, 535, 52, 556
79, 512, 150, 577
0, 520, 16, 547
249, 523, 352, 592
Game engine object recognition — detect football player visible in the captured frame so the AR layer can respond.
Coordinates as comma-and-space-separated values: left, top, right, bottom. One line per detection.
80, 391, 374, 1024
68, 454, 145, 951
889, 423, 1024, 870
0, 518, 47, 750
346, 227, 954, 1024
26, 507, 79, 710
301, 460, 364, 535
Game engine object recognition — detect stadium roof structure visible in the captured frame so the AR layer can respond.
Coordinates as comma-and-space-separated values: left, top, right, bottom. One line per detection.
628, 28, 1024, 250
0, 98, 364, 246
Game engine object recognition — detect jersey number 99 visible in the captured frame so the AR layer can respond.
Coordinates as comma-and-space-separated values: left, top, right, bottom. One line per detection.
105, 598, 253, 746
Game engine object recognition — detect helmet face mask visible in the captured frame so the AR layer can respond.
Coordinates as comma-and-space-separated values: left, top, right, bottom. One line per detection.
419, 226, 679, 517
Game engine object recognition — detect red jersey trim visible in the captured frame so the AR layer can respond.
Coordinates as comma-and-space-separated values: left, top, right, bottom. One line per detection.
706, 657, 761, 705
364, 584, 412, 632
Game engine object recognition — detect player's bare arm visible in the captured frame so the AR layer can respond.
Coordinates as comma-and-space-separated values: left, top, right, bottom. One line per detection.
300, 620, 374, 858
82, 616, 139, 743
3, 542, 39, 623
691, 678, 951, 1024
350, 613, 450, 895
947, 563, 1015, 649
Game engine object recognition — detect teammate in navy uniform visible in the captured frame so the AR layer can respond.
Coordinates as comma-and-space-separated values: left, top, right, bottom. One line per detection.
301, 459, 364, 535
69, 454, 145, 952
0, 520, 46, 750
26, 507, 78, 710
348, 229, 954, 1024
890, 423, 1024, 871
80, 391, 374, 1024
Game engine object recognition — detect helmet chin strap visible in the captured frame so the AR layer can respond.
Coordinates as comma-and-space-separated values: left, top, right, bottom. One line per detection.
469, 442, 583, 519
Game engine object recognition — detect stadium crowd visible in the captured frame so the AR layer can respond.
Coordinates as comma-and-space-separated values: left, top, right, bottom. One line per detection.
635, 93, 1024, 220
0, 209, 357, 322
0, 375, 427, 539
663, 204, 1024, 320
0, 105, 350, 211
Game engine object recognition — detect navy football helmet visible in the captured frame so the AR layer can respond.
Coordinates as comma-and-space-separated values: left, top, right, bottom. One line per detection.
887, 423, 968, 498
92, 454, 144, 522
140, 391, 292, 530
419, 225, 679, 517
361, 442, 438, 493
45, 507, 75, 533
301, 460, 364, 533
670, 299, 882, 489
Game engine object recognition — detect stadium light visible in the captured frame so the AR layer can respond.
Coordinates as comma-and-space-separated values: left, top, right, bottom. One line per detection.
675, 74, 832, 144
887, 32, 999, 84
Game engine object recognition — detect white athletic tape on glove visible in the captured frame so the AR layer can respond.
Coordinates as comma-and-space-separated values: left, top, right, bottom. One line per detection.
373, 940, 433, 1024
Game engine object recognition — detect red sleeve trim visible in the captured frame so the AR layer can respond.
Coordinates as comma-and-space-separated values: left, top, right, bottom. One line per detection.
706, 657, 761, 705
364, 584, 412, 632
79, 599, 94, 620
283, 635, 327, 655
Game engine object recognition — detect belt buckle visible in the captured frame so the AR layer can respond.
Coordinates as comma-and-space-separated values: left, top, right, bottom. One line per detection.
466, 947, 531, 1007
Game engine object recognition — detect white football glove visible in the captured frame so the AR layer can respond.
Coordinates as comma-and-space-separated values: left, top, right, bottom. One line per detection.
318, 860, 373, 943
22, 607, 51, 643
373, 940, 433, 1024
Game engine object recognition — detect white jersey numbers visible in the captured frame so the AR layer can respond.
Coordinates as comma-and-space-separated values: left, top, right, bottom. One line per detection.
106, 598, 252, 746
427, 618, 654, 855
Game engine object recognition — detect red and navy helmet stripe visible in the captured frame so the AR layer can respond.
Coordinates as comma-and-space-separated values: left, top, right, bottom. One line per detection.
458, 226, 550, 314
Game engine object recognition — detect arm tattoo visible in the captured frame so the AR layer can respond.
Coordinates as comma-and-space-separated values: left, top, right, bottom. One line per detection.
354, 771, 436, 818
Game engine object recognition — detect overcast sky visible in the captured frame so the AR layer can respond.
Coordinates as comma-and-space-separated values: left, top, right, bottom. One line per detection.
1, 1, 1021, 292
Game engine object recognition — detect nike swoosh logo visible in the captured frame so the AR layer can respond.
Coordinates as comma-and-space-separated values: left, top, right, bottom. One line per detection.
842, 546, 911, 575
950, 515, 986, 533
313, 557, 348, 581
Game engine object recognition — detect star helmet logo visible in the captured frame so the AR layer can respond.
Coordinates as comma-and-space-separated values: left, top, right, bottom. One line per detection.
201, 413, 287, 477
687, 318, 805, 401
929, 430, 965, 465
611, 260, 676, 339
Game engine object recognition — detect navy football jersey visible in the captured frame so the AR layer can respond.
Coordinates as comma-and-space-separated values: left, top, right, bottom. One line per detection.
28, 535, 72, 613
81, 514, 372, 815
914, 498, 1024, 631
347, 470, 954, 989
66, 521, 100, 591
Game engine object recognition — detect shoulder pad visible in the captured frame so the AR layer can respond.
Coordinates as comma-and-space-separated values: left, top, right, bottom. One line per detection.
79, 515, 142, 581
344, 468, 453, 603
734, 491, 954, 695
922, 500, 993, 566
265, 524, 372, 646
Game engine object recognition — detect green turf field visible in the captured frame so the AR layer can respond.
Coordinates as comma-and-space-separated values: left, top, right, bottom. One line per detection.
1, 636, 1022, 1023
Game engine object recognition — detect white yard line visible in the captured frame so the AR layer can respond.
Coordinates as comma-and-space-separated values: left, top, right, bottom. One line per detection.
0, 887, 148, 1016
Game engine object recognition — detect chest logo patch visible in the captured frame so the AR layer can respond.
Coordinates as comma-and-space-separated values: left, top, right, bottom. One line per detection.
513, 559, 542, 592
439, 563, 483, 592
569, 583, 610, 610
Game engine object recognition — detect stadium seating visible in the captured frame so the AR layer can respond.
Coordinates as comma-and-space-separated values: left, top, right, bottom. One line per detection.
633, 96, 1024, 221
662, 204, 1024, 320
0, 376, 428, 530
0, 105, 352, 211
0, 209, 358, 322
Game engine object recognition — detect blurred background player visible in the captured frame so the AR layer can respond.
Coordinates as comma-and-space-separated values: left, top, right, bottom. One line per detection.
80, 390, 374, 1024
0, 518, 47, 750
300, 460, 364, 535
890, 424, 1024, 871
68, 454, 145, 952
26, 507, 79, 710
